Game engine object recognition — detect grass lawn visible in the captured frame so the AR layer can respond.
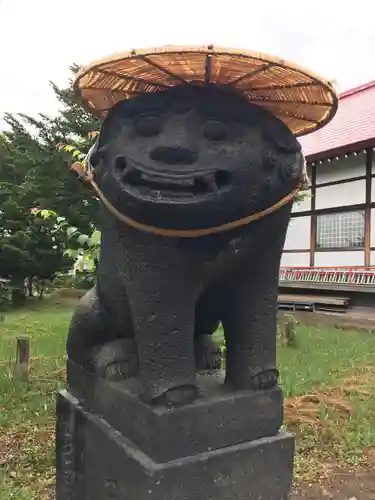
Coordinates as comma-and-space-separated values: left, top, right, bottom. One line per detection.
1, 300, 375, 499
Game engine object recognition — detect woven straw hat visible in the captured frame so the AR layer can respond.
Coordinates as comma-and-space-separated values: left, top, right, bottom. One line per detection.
74, 45, 338, 137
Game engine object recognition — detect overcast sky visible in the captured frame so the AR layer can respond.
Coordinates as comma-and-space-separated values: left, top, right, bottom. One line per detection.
1, 0, 374, 130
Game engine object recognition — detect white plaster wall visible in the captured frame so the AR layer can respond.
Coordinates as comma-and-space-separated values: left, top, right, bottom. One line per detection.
284, 216, 311, 250
281, 252, 310, 267
370, 251, 375, 265
314, 251, 365, 267
315, 153, 366, 185
315, 180, 365, 210
371, 178, 375, 202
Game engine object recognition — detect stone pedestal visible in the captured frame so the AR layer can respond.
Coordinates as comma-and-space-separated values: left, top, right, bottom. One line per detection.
56, 362, 294, 499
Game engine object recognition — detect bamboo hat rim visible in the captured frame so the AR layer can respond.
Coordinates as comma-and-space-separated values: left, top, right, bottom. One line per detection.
74, 45, 338, 137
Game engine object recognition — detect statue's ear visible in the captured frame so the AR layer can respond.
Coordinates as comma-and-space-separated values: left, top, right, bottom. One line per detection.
299, 152, 310, 190
86, 121, 111, 168
262, 115, 301, 155
87, 140, 101, 168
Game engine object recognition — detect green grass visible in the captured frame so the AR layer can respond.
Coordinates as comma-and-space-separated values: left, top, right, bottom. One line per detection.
0, 303, 71, 500
278, 326, 375, 396
215, 324, 375, 396
1, 303, 375, 498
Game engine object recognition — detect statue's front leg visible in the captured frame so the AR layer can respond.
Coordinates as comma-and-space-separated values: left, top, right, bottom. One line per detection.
126, 266, 199, 407
222, 269, 279, 391
221, 208, 291, 391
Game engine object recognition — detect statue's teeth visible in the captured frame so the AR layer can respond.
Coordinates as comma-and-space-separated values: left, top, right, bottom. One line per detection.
122, 164, 139, 181
203, 173, 218, 193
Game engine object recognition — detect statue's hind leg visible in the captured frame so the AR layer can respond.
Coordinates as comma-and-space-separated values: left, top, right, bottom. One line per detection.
67, 286, 138, 380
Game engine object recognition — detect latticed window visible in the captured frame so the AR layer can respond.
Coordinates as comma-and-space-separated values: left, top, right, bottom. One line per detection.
316, 211, 365, 249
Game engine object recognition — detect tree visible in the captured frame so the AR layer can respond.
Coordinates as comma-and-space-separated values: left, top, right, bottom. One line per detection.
2, 66, 100, 232
0, 66, 100, 301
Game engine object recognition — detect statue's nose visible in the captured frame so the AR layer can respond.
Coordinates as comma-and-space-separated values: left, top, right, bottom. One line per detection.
150, 147, 197, 166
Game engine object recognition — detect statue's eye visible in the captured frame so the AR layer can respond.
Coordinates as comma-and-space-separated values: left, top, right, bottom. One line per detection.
201, 120, 229, 141
134, 115, 162, 137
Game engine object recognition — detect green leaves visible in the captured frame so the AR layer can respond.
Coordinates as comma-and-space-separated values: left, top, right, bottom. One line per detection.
66, 227, 78, 238
56, 142, 91, 166
67, 228, 100, 271
38, 209, 57, 219
77, 234, 89, 246
89, 230, 101, 247
65, 248, 80, 260
30, 208, 101, 272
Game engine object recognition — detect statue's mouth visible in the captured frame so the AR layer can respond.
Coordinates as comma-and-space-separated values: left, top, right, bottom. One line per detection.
114, 156, 231, 201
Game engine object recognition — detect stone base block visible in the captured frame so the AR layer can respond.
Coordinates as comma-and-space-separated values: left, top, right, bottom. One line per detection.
56, 390, 294, 500
67, 360, 284, 462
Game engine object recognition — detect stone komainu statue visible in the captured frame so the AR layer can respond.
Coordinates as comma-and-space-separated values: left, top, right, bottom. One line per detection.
67, 47, 336, 408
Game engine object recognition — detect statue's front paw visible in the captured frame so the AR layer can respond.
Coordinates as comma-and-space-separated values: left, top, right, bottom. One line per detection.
251, 369, 279, 390
152, 384, 198, 408
90, 338, 138, 381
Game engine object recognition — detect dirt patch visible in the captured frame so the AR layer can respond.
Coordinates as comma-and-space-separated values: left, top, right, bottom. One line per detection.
0, 425, 55, 498
291, 468, 375, 499
284, 369, 373, 427
48, 287, 86, 301
285, 391, 352, 426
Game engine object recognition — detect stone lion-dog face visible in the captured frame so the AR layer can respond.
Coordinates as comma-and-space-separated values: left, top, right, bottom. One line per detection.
89, 84, 303, 231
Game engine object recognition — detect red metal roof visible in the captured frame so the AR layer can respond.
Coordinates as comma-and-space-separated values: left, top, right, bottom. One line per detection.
299, 80, 375, 159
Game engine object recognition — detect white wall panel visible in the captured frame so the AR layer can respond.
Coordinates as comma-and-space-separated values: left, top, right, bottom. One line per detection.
315, 180, 365, 210
370, 251, 375, 265
314, 251, 364, 267
281, 252, 310, 267
371, 178, 375, 202
315, 153, 366, 185
284, 216, 311, 250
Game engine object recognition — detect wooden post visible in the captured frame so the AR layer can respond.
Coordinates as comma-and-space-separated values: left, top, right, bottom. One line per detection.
14, 336, 30, 381
309, 163, 317, 267
365, 148, 372, 266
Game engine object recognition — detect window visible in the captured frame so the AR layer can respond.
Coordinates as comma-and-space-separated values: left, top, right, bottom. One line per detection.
316, 211, 365, 249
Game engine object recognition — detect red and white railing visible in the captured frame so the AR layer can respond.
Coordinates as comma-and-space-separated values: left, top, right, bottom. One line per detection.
279, 266, 375, 286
